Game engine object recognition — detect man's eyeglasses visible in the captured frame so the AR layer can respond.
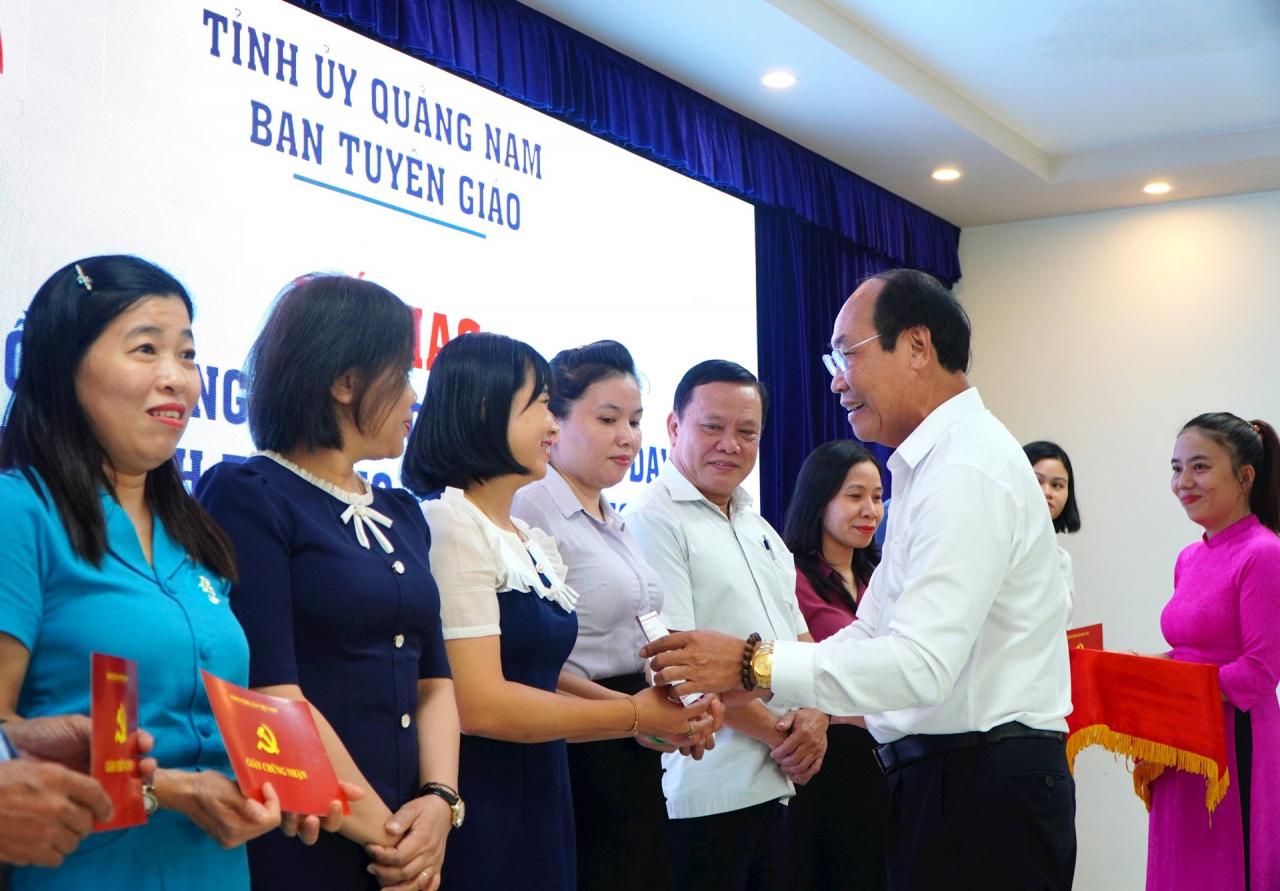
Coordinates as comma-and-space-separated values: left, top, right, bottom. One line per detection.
821, 332, 881, 376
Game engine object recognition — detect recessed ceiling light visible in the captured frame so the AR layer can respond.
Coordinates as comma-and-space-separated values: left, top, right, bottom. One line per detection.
931, 167, 962, 182
1143, 181, 1172, 195
761, 70, 797, 89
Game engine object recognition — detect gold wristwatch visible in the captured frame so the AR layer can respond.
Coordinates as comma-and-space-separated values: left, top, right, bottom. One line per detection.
750, 640, 776, 690
419, 782, 466, 829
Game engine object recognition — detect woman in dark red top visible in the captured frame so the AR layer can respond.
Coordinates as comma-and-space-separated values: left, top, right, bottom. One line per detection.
782, 439, 887, 890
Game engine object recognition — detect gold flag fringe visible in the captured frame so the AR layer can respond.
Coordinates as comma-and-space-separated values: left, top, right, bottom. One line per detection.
1066, 723, 1229, 815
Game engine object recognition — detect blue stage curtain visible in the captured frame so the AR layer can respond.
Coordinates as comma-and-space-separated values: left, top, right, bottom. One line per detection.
290, 0, 960, 283
754, 206, 896, 522
291, 0, 959, 524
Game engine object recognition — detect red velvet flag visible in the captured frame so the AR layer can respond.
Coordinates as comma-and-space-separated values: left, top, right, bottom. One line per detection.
1066, 648, 1229, 814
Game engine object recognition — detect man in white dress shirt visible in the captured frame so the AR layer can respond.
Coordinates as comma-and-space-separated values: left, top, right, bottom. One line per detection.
626, 360, 827, 891
643, 271, 1075, 890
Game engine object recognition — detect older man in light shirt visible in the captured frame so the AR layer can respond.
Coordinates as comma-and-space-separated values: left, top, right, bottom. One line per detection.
627, 359, 827, 891
644, 271, 1075, 891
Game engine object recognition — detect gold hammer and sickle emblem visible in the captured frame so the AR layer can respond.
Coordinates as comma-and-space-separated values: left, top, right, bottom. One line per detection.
113, 704, 127, 744
255, 723, 280, 755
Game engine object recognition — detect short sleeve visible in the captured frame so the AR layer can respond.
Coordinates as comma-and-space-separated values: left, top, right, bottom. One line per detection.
195, 463, 300, 687
388, 492, 453, 681
422, 498, 502, 639
510, 486, 560, 544
521, 522, 571, 585
794, 572, 855, 643
0, 473, 50, 650
779, 549, 808, 639
627, 507, 695, 631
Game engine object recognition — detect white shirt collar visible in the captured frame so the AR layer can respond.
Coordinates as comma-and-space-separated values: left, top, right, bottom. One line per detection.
889, 387, 986, 474
658, 459, 754, 513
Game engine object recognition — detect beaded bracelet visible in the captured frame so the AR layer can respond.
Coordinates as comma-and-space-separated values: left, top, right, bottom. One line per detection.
741, 632, 762, 691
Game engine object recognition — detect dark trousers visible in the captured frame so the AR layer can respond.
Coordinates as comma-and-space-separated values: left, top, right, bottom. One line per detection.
567, 673, 670, 891
669, 799, 789, 891
885, 736, 1076, 891
787, 723, 888, 890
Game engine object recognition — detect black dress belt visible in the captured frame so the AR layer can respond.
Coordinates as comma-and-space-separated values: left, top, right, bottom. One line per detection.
873, 721, 1066, 774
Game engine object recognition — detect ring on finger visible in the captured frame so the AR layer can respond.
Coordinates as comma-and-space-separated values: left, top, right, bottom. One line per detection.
419, 867, 433, 887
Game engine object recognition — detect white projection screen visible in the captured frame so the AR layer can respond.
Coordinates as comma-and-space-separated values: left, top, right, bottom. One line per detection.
0, 0, 758, 507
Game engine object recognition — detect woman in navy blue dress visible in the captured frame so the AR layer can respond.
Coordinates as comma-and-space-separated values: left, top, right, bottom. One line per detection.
196, 275, 460, 891
401, 333, 716, 891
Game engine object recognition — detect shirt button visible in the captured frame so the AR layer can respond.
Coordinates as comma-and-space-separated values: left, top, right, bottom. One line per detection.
198, 721, 213, 738
393, 634, 405, 649
400, 713, 411, 729
199, 642, 213, 660
392, 560, 405, 574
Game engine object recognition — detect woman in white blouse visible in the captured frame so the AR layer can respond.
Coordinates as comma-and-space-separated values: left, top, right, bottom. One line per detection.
1022, 440, 1082, 621
511, 340, 678, 890
400, 333, 717, 891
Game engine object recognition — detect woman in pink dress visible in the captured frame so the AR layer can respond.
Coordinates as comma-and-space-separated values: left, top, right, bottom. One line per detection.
1149, 412, 1280, 890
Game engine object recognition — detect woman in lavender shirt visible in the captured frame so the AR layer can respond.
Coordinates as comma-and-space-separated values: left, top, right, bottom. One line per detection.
511, 340, 681, 891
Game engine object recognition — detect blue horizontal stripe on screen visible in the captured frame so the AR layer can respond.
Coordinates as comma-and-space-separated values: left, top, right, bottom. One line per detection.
292, 173, 487, 240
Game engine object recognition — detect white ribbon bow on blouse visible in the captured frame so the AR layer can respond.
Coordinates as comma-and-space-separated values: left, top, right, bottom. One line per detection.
340, 501, 395, 553
259, 451, 397, 555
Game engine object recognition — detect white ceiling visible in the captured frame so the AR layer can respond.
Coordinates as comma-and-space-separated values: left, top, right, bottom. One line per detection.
516, 0, 1280, 227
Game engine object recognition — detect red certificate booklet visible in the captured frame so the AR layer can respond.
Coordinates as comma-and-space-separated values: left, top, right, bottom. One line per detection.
1067, 623, 1104, 651
90, 652, 145, 831
201, 671, 349, 816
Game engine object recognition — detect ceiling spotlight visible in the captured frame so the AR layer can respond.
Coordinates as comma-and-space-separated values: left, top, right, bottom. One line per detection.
761, 70, 797, 89
931, 167, 962, 182
1143, 181, 1172, 195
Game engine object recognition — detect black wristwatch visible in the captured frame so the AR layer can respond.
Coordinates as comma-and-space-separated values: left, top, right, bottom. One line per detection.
417, 782, 465, 829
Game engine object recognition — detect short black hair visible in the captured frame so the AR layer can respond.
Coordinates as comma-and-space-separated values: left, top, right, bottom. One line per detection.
548, 340, 638, 418
783, 440, 883, 604
0, 255, 236, 578
672, 359, 768, 424
401, 332, 551, 495
1023, 440, 1082, 534
247, 275, 415, 454
867, 268, 971, 373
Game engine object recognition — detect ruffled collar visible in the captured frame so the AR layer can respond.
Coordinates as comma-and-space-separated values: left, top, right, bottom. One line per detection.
258, 451, 395, 553
443, 488, 578, 613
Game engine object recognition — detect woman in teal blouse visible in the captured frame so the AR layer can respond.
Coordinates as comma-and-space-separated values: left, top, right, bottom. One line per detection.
0, 256, 338, 889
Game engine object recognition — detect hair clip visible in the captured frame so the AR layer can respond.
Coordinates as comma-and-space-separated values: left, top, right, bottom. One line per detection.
1252, 422, 1262, 434
74, 263, 93, 291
